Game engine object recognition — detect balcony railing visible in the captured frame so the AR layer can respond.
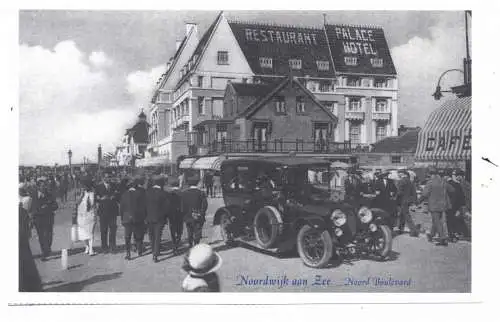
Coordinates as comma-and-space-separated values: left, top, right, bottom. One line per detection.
188, 139, 373, 156
371, 111, 391, 121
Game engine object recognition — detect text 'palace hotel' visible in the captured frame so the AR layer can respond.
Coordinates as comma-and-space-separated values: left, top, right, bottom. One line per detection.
140, 11, 398, 169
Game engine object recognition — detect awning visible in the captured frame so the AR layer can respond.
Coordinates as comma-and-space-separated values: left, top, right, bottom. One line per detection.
192, 156, 225, 170
179, 157, 196, 169
135, 155, 172, 168
415, 97, 471, 161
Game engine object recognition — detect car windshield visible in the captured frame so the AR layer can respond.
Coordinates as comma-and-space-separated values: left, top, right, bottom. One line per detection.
285, 165, 331, 199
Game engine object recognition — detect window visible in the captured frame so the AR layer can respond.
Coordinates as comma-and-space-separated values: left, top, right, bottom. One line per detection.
319, 80, 331, 92
370, 58, 384, 68
217, 51, 229, 65
316, 60, 330, 71
348, 98, 362, 112
349, 122, 361, 144
374, 78, 388, 88
321, 101, 338, 115
375, 99, 388, 112
346, 77, 362, 87
289, 59, 302, 70
198, 97, 205, 115
313, 123, 329, 152
344, 56, 358, 66
253, 123, 269, 152
275, 96, 286, 114
259, 57, 273, 69
197, 76, 203, 88
391, 156, 402, 164
376, 123, 387, 142
159, 92, 170, 103
296, 96, 306, 113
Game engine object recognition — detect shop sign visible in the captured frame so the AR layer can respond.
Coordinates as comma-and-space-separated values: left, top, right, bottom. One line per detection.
425, 132, 471, 152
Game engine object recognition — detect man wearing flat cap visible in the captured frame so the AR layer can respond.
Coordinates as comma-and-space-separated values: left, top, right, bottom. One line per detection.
145, 176, 168, 262
120, 176, 147, 260
181, 177, 208, 248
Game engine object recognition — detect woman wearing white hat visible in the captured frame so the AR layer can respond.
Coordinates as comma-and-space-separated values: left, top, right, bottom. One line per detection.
181, 244, 222, 292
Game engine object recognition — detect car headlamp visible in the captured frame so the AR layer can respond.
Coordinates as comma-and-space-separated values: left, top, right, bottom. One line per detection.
358, 206, 373, 224
331, 209, 347, 227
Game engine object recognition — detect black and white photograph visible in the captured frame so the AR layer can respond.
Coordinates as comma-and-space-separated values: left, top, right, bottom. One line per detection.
13, 8, 477, 295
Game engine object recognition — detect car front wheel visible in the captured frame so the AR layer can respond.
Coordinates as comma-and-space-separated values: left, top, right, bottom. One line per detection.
371, 224, 392, 260
297, 225, 333, 268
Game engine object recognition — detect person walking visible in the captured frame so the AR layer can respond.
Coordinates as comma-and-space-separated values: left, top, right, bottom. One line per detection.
145, 176, 168, 263
60, 174, 69, 204
166, 183, 184, 254
95, 173, 120, 253
19, 199, 42, 292
181, 244, 222, 292
181, 177, 208, 248
32, 177, 59, 261
120, 177, 147, 260
203, 170, 214, 198
418, 169, 453, 246
397, 170, 420, 237
73, 179, 97, 255
446, 169, 469, 241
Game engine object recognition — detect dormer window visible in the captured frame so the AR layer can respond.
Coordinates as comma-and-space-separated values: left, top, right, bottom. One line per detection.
217, 51, 229, 65
370, 58, 384, 68
275, 96, 286, 114
289, 59, 302, 70
316, 60, 330, 71
259, 57, 273, 69
344, 56, 358, 66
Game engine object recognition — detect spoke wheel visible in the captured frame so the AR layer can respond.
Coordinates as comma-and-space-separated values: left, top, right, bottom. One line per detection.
297, 225, 333, 268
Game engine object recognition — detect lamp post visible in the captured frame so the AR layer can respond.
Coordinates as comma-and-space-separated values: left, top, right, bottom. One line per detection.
67, 149, 73, 176
431, 69, 465, 100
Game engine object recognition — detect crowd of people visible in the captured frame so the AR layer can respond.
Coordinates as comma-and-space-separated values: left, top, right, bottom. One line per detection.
19, 167, 222, 292
344, 167, 471, 246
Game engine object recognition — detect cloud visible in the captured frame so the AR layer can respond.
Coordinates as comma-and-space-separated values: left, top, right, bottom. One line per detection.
89, 51, 113, 68
126, 65, 165, 108
19, 40, 158, 166
391, 17, 467, 126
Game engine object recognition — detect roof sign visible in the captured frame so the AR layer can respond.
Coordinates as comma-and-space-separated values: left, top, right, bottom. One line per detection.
244, 28, 319, 46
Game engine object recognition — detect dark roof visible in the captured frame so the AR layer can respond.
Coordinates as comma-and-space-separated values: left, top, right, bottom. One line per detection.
222, 156, 330, 167
237, 75, 337, 124
228, 21, 333, 77
129, 121, 150, 144
371, 129, 420, 153
230, 82, 277, 97
324, 24, 396, 75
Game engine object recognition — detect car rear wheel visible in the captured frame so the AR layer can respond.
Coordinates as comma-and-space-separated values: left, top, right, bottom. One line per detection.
297, 225, 333, 268
253, 206, 282, 249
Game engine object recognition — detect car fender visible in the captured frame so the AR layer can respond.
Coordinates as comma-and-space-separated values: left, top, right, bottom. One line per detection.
293, 215, 329, 233
213, 205, 242, 225
370, 207, 391, 225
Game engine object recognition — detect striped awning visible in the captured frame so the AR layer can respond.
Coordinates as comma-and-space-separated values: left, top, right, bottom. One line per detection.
179, 157, 196, 169
415, 97, 471, 161
135, 155, 172, 168
192, 156, 225, 170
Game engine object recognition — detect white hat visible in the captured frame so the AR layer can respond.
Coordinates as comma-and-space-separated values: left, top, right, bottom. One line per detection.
187, 244, 222, 277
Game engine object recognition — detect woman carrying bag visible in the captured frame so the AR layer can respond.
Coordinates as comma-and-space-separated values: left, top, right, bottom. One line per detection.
72, 179, 97, 255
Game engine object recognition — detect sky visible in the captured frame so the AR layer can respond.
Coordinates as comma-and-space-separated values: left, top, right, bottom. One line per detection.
18, 10, 470, 166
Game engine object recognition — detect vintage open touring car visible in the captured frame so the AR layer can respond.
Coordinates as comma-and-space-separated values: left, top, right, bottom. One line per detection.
212, 156, 393, 268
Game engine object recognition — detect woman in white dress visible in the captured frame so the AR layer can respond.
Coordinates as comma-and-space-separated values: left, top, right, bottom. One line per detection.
73, 180, 97, 255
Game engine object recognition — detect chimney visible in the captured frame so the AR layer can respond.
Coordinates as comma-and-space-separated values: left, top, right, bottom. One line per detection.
176, 40, 182, 51
185, 22, 198, 36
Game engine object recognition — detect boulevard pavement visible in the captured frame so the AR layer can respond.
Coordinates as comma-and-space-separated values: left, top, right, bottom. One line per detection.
29, 192, 471, 292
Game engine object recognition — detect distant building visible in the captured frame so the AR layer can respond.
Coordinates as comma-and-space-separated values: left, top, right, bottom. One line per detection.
116, 111, 150, 166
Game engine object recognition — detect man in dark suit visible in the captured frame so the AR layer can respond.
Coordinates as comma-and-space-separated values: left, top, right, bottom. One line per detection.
181, 178, 208, 248
32, 178, 59, 261
145, 176, 168, 262
95, 172, 120, 253
373, 172, 398, 229
120, 177, 147, 260
166, 183, 184, 253
397, 170, 419, 237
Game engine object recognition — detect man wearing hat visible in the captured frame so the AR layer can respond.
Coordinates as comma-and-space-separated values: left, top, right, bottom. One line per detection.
181, 243, 222, 292
166, 182, 184, 253
95, 172, 120, 253
418, 168, 454, 246
31, 177, 59, 260
397, 170, 419, 237
180, 177, 208, 248
446, 169, 469, 241
145, 175, 169, 262
120, 176, 147, 260
373, 172, 398, 228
